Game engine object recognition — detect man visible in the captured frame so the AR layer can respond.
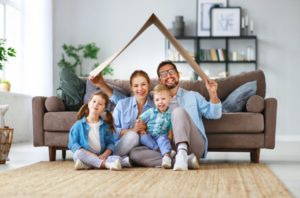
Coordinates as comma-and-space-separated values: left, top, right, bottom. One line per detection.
130, 60, 222, 170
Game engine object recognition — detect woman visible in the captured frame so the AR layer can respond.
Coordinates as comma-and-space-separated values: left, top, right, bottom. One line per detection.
88, 70, 155, 163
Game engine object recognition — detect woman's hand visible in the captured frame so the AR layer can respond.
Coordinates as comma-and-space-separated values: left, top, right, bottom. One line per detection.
88, 72, 113, 97
134, 119, 147, 134
89, 72, 105, 87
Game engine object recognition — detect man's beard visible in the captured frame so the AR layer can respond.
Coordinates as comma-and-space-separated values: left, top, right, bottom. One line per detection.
165, 79, 179, 89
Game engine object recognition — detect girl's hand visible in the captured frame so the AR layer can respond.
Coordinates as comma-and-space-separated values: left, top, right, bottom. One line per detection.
99, 154, 108, 160
99, 150, 111, 160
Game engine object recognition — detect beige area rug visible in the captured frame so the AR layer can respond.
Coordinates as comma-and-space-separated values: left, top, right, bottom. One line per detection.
0, 161, 292, 197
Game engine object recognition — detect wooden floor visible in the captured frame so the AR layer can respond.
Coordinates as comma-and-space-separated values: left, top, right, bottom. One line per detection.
1, 141, 300, 197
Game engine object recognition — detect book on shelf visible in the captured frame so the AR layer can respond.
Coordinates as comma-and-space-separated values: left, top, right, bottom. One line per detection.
210, 49, 218, 61
217, 49, 226, 61
198, 48, 226, 62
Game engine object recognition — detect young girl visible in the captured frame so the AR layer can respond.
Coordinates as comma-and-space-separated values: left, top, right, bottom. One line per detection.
68, 91, 122, 170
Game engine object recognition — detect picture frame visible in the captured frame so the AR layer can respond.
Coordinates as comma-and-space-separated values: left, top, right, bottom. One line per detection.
210, 7, 241, 37
197, 0, 227, 36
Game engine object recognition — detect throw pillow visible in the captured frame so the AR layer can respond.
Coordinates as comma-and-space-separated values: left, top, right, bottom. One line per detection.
45, 96, 65, 112
57, 68, 86, 111
222, 80, 257, 112
246, 95, 264, 113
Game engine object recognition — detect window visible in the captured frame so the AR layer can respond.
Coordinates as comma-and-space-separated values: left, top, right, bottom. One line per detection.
0, 0, 22, 92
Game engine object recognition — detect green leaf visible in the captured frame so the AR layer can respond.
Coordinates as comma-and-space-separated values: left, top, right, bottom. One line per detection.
58, 42, 112, 76
0, 38, 17, 70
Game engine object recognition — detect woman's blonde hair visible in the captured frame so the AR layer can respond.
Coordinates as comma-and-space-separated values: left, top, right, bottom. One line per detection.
76, 91, 114, 132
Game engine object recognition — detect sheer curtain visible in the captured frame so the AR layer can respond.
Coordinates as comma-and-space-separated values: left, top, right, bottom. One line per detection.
22, 0, 53, 96
2, 0, 53, 96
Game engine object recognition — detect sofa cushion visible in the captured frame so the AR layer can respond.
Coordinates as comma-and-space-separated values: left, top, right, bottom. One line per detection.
45, 96, 65, 112
204, 112, 264, 133
246, 95, 264, 113
222, 80, 257, 112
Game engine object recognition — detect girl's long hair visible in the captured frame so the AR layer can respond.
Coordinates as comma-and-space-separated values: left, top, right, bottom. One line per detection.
76, 91, 115, 132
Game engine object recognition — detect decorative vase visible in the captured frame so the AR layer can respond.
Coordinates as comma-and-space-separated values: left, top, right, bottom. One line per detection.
0, 104, 9, 128
172, 16, 185, 37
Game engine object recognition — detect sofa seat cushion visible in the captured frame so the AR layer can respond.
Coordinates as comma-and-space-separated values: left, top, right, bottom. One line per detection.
44, 131, 70, 147
44, 112, 77, 132
204, 112, 264, 133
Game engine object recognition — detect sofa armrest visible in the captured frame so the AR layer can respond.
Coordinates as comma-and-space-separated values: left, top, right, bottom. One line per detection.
264, 98, 277, 148
32, 96, 47, 146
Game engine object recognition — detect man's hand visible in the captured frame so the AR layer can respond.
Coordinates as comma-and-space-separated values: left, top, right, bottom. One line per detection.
206, 79, 218, 93
206, 79, 220, 104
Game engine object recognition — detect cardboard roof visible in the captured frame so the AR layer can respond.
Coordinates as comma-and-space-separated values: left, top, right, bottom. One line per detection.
90, 13, 208, 81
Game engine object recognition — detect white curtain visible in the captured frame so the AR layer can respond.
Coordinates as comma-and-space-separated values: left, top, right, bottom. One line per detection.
21, 0, 53, 96
3, 0, 53, 96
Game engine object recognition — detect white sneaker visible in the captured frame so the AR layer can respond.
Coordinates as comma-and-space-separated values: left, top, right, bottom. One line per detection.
187, 153, 200, 169
121, 156, 132, 168
162, 155, 172, 169
105, 159, 122, 171
74, 159, 91, 170
173, 150, 188, 171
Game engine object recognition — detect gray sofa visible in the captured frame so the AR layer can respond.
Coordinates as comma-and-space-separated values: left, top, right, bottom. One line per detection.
32, 69, 277, 163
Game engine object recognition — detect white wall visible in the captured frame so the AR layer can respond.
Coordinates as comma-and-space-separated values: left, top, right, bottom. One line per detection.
0, 91, 32, 142
53, 0, 300, 136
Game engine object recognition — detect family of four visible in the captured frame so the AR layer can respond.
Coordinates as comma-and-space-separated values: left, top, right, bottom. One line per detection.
68, 60, 222, 171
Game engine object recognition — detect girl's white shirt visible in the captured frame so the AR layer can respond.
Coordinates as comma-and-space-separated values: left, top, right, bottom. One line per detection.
88, 121, 101, 153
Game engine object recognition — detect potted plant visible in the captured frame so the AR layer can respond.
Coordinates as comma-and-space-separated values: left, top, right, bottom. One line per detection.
58, 42, 113, 77
0, 79, 11, 92
0, 39, 16, 92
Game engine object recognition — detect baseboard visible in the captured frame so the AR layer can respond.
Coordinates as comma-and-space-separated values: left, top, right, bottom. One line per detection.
276, 135, 300, 142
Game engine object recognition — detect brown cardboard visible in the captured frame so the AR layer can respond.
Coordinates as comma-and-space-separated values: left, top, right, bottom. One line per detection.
90, 13, 208, 81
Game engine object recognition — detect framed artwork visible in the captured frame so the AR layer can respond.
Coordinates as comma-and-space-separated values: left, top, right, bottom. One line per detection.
197, 0, 227, 36
210, 7, 241, 37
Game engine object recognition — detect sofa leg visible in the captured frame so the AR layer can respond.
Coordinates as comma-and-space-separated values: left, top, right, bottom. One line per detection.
250, 149, 260, 163
49, 146, 56, 161
62, 149, 66, 160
